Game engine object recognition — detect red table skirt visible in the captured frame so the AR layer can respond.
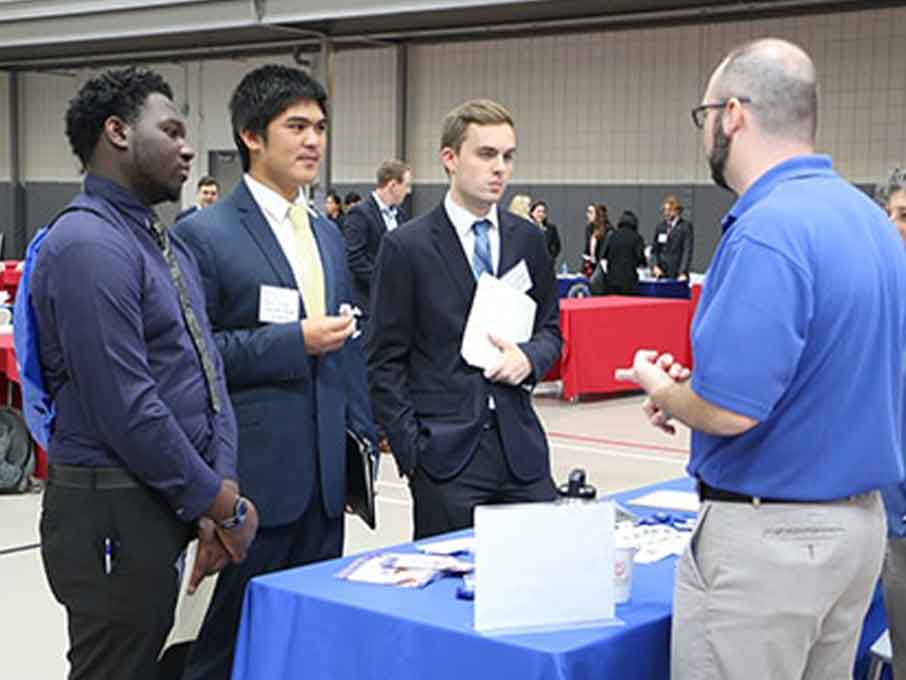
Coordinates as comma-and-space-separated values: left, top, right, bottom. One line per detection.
550, 296, 693, 400
0, 333, 48, 478
1, 260, 22, 304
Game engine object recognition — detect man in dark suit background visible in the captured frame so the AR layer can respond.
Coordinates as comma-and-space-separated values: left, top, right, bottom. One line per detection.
367, 99, 561, 540
345, 159, 412, 319
651, 195, 694, 280
174, 64, 376, 680
176, 175, 220, 221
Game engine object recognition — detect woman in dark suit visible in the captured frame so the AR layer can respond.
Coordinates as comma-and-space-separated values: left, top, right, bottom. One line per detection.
582, 203, 610, 277
602, 210, 647, 295
529, 200, 562, 261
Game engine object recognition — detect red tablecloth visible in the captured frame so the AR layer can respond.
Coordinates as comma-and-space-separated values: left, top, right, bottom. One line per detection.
556, 297, 692, 400
1, 260, 22, 303
0, 333, 47, 478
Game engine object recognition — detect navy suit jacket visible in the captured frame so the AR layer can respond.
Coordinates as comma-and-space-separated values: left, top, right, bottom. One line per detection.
651, 217, 694, 278
367, 202, 562, 481
174, 180, 376, 527
345, 195, 390, 315
175, 205, 199, 222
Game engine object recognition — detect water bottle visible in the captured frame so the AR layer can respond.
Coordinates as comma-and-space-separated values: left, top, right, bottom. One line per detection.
556, 468, 597, 503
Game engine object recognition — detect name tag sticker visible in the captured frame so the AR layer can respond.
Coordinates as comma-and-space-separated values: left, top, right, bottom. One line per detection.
259, 285, 300, 324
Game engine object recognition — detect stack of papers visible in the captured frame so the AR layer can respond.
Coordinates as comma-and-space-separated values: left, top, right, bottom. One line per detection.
336, 552, 473, 589
461, 265, 536, 371
615, 520, 693, 564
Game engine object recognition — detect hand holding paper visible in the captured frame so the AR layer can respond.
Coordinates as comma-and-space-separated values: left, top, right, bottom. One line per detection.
301, 315, 355, 355
461, 273, 536, 371
484, 334, 532, 385
189, 517, 230, 595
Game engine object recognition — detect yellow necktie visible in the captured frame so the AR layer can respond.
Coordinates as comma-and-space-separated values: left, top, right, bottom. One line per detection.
288, 205, 326, 319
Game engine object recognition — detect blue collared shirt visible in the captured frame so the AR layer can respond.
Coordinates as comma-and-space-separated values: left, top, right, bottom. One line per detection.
689, 155, 906, 500
31, 174, 237, 520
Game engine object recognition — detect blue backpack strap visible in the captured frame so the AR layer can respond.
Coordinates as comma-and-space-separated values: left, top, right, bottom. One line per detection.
13, 205, 107, 448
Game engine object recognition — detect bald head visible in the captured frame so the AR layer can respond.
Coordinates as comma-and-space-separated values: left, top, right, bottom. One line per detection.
708, 38, 817, 144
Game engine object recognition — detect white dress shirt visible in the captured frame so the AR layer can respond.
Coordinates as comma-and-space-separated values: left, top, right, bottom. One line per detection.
444, 192, 504, 407
372, 191, 399, 232
444, 192, 501, 275
244, 174, 319, 298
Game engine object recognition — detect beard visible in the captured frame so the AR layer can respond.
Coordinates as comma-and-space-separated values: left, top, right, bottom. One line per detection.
708, 114, 733, 193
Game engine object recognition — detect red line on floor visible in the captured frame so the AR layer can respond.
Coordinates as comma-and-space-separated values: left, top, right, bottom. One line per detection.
547, 431, 689, 455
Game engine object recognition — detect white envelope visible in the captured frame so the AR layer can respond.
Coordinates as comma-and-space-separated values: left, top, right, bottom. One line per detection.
461, 274, 536, 370
500, 259, 532, 294
159, 540, 218, 658
474, 501, 616, 634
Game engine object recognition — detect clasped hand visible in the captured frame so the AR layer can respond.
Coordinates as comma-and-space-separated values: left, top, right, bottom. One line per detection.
615, 349, 690, 435
188, 497, 260, 595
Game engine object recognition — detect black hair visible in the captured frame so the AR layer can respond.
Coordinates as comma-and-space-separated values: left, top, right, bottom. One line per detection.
229, 64, 328, 172
618, 210, 640, 230
65, 66, 173, 170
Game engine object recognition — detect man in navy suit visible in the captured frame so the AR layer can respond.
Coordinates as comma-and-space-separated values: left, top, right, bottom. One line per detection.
174, 64, 376, 680
175, 175, 219, 222
345, 159, 412, 321
368, 99, 561, 540
651, 195, 694, 280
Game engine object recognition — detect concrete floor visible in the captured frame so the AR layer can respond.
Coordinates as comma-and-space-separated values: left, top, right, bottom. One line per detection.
0, 390, 690, 679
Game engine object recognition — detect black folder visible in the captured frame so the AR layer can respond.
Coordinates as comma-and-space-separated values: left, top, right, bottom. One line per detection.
345, 428, 376, 530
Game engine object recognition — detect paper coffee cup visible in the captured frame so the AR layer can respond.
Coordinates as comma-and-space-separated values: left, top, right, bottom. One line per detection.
614, 545, 637, 604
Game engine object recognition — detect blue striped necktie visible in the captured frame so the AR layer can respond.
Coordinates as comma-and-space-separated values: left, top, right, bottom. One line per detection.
472, 219, 494, 279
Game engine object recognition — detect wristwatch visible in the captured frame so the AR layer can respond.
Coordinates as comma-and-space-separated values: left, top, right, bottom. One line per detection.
219, 496, 249, 530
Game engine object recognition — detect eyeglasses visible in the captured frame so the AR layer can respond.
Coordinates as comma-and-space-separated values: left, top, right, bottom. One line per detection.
690, 97, 752, 129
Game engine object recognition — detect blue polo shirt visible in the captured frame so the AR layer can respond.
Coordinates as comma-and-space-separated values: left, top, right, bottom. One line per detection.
689, 155, 906, 500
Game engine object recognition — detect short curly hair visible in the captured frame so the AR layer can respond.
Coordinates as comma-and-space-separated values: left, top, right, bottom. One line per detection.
65, 67, 173, 169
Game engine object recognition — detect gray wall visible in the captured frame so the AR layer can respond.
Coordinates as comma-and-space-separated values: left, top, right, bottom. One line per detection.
0, 182, 12, 258
334, 181, 736, 274
0, 181, 184, 258
3, 180, 879, 265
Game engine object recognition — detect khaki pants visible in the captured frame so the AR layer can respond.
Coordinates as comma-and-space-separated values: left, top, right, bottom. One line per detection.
672, 491, 885, 680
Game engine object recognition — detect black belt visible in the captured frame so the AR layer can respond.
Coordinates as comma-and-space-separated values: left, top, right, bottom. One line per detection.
48, 464, 139, 490
698, 480, 809, 505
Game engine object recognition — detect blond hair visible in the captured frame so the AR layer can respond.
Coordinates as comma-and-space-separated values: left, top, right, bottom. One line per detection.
440, 99, 515, 153
508, 194, 532, 219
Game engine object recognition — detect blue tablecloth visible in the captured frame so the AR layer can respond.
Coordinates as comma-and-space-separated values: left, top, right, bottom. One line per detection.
637, 279, 690, 299
556, 274, 591, 298
231, 477, 887, 680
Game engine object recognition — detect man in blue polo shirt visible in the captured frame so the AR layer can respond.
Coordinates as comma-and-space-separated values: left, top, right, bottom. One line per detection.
617, 39, 906, 679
